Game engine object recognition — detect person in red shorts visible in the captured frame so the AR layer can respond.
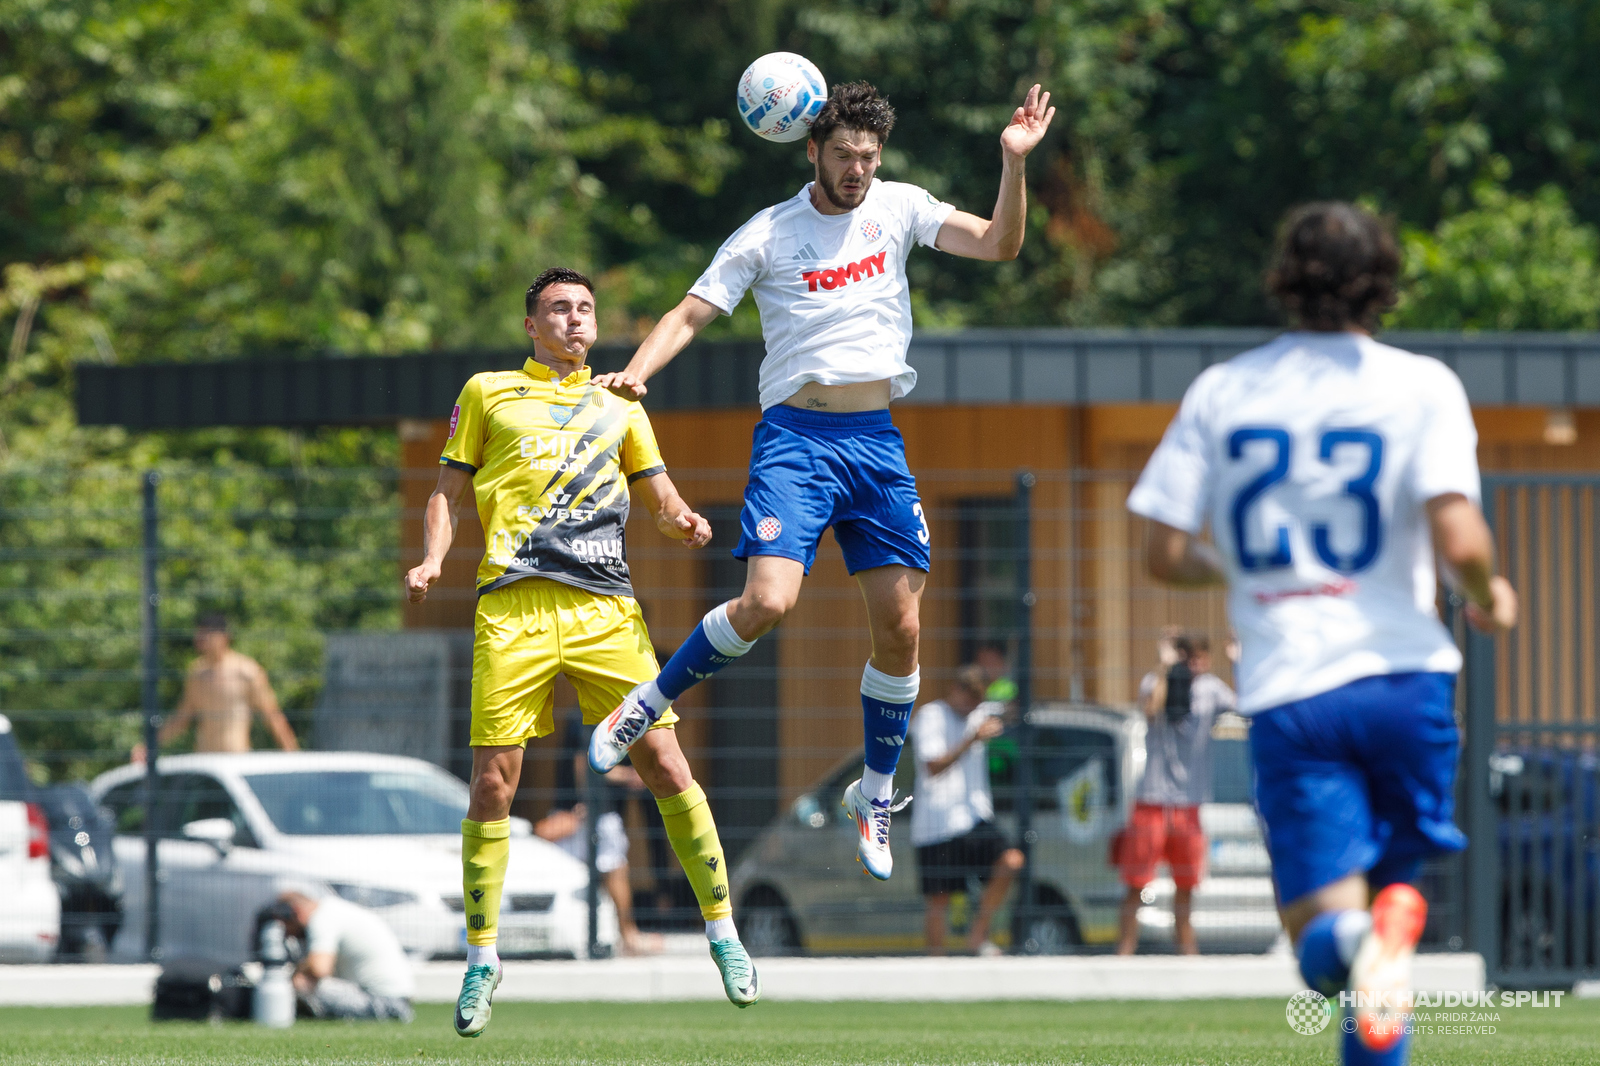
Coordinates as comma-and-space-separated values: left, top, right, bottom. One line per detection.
1116, 630, 1235, 955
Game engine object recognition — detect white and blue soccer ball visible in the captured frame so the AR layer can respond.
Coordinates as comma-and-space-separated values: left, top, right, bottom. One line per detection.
736, 52, 827, 143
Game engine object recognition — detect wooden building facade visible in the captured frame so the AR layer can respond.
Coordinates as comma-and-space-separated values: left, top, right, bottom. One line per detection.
79, 328, 1600, 819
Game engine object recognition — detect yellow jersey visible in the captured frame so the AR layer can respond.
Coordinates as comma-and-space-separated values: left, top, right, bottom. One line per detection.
440, 358, 666, 597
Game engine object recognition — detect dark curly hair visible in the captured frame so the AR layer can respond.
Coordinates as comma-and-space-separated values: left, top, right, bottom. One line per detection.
809, 81, 896, 147
525, 267, 595, 317
1266, 202, 1400, 332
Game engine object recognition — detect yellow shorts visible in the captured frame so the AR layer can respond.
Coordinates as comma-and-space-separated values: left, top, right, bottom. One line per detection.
471, 578, 677, 747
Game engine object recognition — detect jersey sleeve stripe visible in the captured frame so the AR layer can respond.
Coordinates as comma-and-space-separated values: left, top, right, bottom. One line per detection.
626, 465, 666, 484
440, 456, 478, 474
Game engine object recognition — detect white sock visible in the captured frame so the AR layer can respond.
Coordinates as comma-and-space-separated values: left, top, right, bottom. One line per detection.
466, 943, 499, 969
1334, 910, 1373, 966
703, 601, 757, 656
635, 679, 671, 718
861, 767, 895, 802
705, 917, 738, 942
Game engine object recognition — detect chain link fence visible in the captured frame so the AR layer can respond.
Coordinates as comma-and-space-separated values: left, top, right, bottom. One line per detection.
1, 464, 1292, 966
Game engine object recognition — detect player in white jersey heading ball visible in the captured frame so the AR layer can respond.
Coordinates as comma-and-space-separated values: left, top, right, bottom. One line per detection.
1129, 202, 1517, 1066
589, 81, 1055, 880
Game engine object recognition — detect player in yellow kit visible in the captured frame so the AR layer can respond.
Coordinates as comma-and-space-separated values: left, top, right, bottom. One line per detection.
405, 267, 759, 1038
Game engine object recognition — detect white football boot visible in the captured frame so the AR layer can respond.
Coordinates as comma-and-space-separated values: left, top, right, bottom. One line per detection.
589, 684, 655, 774
841, 779, 909, 881
453, 961, 502, 1038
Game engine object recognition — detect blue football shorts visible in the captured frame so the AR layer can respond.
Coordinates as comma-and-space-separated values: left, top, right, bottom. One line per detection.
733, 405, 931, 575
1249, 671, 1467, 906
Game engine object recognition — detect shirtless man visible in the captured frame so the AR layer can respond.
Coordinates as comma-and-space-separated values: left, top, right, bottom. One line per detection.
155, 614, 298, 753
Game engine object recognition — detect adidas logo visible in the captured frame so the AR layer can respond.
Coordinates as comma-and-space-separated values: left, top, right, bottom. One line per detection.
790, 242, 820, 262
876, 735, 905, 747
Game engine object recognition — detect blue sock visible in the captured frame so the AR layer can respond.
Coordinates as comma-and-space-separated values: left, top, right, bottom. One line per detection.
1342, 1017, 1409, 1066
859, 663, 919, 801
645, 603, 755, 716
1298, 909, 1371, 996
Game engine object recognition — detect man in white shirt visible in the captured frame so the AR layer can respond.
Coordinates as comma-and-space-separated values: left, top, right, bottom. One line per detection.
1116, 631, 1236, 955
589, 80, 1055, 884
1128, 202, 1517, 1065
279, 890, 414, 1022
911, 666, 1023, 955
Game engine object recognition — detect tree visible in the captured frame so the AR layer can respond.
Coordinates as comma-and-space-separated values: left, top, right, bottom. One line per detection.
573, 0, 1538, 328
1393, 184, 1600, 331
0, 0, 735, 776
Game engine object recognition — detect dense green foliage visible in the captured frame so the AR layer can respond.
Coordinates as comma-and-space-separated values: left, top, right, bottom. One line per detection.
0, 462, 400, 779
7, 1, 1600, 358
4, 999, 1598, 1066
1, 0, 1598, 772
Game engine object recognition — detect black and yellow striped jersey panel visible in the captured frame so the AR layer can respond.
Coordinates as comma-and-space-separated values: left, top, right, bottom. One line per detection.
441, 358, 665, 598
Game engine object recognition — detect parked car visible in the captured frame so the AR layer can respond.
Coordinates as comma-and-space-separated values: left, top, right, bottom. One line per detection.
1492, 747, 1600, 972
36, 782, 122, 959
731, 702, 1279, 955
0, 714, 61, 962
89, 751, 616, 964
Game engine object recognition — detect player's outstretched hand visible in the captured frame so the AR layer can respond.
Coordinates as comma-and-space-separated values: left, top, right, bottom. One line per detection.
1001, 83, 1055, 160
1465, 574, 1518, 633
405, 560, 441, 603
592, 371, 648, 401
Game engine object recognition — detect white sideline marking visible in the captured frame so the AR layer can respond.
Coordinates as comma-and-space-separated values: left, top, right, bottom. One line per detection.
0, 964, 159, 1006
421, 953, 1486, 1004
0, 954, 1485, 1007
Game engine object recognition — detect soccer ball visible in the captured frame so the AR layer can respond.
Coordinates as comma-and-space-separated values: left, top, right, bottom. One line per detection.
736, 52, 827, 143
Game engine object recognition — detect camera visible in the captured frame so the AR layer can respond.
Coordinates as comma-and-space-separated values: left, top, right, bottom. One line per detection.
1164, 659, 1193, 721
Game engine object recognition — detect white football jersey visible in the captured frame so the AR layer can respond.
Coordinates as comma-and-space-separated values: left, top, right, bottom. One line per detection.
689, 178, 954, 409
1127, 332, 1482, 714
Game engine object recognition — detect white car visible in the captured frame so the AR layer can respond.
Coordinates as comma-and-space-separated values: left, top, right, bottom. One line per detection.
90, 751, 616, 964
0, 714, 61, 962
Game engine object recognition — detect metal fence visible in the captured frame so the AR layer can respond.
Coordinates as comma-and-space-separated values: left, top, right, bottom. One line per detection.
6, 462, 1552, 971
1464, 475, 1600, 989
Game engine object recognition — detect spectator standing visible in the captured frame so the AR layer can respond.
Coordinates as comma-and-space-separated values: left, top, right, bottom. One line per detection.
277, 890, 414, 1021
153, 613, 298, 755
975, 642, 1016, 703
911, 665, 1024, 955
1116, 630, 1236, 955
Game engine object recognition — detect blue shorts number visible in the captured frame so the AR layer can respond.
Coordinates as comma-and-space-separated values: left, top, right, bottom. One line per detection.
1227, 426, 1384, 573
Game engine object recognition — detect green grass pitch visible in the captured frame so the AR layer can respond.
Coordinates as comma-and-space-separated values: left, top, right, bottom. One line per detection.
1, 999, 1594, 1065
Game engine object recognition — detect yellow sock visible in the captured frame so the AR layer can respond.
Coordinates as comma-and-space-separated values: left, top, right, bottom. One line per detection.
461, 817, 510, 946
657, 783, 732, 921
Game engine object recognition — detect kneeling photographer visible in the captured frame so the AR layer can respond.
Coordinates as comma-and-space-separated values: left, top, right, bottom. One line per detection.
1115, 629, 1236, 955
270, 890, 415, 1022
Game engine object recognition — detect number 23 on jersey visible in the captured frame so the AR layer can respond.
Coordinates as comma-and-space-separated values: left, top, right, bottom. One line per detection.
1227, 426, 1384, 574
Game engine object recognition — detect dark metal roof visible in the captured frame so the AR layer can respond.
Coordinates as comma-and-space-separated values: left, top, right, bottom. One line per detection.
75, 329, 1600, 429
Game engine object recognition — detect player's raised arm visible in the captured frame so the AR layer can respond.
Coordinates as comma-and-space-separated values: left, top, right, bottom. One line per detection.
934, 84, 1056, 262
632, 470, 712, 548
405, 465, 472, 602
592, 295, 723, 401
